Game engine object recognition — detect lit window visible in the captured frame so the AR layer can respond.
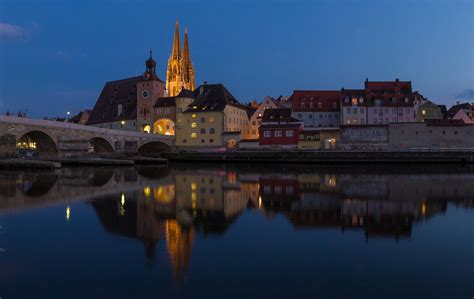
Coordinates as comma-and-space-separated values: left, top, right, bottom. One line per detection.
209, 117, 215, 122
143, 125, 151, 133
192, 114, 196, 118
275, 130, 282, 137
191, 122, 197, 128
263, 131, 271, 137
285, 130, 293, 137
422, 110, 426, 115
191, 133, 197, 138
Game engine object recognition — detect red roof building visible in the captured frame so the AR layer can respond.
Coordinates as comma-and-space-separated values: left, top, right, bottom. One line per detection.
258, 108, 303, 148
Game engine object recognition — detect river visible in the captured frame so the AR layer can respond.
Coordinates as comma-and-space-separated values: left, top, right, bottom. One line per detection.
0, 163, 473, 299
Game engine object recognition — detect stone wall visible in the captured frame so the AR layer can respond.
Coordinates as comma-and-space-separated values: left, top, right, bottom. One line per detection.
0, 134, 16, 158
338, 125, 388, 151
389, 123, 474, 149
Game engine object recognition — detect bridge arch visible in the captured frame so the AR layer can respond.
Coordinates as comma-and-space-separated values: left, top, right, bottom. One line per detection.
17, 130, 58, 157
138, 141, 171, 156
17, 173, 59, 197
91, 137, 114, 153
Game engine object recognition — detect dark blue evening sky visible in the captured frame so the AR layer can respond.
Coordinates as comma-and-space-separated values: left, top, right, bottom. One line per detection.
0, 0, 473, 118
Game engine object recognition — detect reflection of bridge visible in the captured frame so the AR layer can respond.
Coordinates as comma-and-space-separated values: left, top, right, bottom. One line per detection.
0, 167, 172, 212
0, 115, 174, 157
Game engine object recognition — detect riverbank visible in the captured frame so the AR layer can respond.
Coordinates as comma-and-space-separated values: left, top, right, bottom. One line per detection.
0, 158, 61, 169
163, 150, 474, 164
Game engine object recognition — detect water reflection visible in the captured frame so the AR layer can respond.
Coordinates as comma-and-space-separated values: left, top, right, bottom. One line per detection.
0, 164, 473, 287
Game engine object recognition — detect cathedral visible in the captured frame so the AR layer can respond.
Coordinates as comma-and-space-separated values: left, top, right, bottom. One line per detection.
166, 21, 196, 97
87, 21, 196, 133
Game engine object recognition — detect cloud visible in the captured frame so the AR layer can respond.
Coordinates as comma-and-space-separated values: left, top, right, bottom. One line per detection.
0, 22, 26, 41
456, 89, 474, 101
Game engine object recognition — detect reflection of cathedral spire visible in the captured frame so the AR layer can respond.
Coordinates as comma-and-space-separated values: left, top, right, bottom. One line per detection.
165, 220, 195, 285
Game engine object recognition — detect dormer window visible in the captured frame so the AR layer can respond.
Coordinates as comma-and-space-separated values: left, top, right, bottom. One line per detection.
332, 102, 337, 109
404, 97, 409, 103
351, 97, 358, 105
392, 97, 397, 103
301, 103, 305, 109
318, 102, 322, 109
344, 96, 350, 103
309, 102, 314, 109
359, 97, 364, 104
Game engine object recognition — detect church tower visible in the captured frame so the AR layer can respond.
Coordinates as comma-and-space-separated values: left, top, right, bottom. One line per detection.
181, 28, 195, 92
166, 21, 196, 96
137, 50, 166, 133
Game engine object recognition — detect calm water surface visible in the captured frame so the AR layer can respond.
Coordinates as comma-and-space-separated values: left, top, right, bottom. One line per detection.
0, 164, 473, 299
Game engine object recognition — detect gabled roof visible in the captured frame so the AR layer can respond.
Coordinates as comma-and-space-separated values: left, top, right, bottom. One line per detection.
262, 107, 300, 123
87, 76, 142, 125
364, 79, 412, 94
184, 84, 244, 113
290, 90, 341, 112
447, 102, 473, 118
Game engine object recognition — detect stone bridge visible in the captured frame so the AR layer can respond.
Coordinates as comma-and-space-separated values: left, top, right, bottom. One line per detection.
0, 115, 174, 157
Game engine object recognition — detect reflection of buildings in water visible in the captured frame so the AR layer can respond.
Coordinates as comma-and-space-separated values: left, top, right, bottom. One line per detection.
92, 193, 195, 284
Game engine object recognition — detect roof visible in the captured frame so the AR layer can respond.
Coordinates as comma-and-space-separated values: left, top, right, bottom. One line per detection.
364, 79, 412, 94
425, 119, 468, 126
177, 88, 195, 99
87, 76, 142, 125
261, 107, 300, 123
154, 97, 176, 107
447, 102, 473, 118
183, 84, 244, 113
290, 90, 340, 112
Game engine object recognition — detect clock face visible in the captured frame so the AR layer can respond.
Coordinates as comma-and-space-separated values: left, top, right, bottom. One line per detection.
142, 90, 149, 98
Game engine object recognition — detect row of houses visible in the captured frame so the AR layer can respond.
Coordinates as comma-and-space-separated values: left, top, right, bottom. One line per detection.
81, 54, 473, 151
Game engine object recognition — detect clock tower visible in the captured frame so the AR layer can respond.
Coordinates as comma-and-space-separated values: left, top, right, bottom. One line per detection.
137, 50, 166, 133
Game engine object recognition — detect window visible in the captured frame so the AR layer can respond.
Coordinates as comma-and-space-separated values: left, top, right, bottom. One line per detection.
275, 130, 282, 137
200, 128, 206, 134
201, 117, 205, 123
210, 128, 215, 134
252, 121, 256, 125
301, 103, 305, 109
318, 102, 322, 109
191, 122, 197, 128
347, 108, 351, 114
192, 114, 196, 118
422, 110, 426, 115
309, 114, 313, 119
359, 108, 364, 114
286, 130, 294, 137
351, 97, 358, 105
201, 139, 205, 143
183, 139, 187, 143
263, 131, 271, 137
191, 133, 197, 138
352, 108, 357, 114
298, 113, 302, 118
210, 139, 214, 143
345, 96, 350, 103
332, 102, 337, 109
359, 97, 364, 104
209, 117, 215, 123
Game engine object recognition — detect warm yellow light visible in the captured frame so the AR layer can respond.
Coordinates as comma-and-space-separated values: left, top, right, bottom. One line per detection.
191, 122, 197, 128
191, 182, 197, 191
66, 206, 71, 221
421, 203, 426, 215
121, 120, 125, 125
258, 195, 262, 208
422, 110, 426, 115
191, 133, 197, 138
143, 187, 151, 198
192, 114, 196, 118
143, 125, 151, 133
121, 193, 125, 206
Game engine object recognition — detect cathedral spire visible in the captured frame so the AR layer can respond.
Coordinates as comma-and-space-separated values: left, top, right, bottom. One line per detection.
182, 27, 191, 65
171, 20, 181, 59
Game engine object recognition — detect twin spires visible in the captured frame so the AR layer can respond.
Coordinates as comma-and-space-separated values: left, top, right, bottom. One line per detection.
166, 20, 196, 97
